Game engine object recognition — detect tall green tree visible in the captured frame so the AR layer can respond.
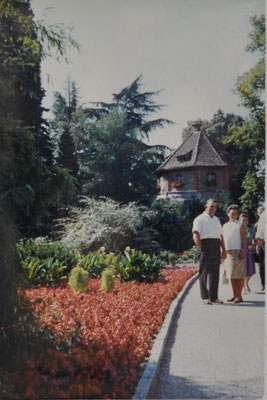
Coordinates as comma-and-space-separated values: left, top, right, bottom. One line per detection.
54, 77, 172, 204
0, 0, 77, 330
51, 79, 79, 177
224, 14, 265, 211
73, 108, 166, 204
0, 0, 78, 235
86, 75, 173, 138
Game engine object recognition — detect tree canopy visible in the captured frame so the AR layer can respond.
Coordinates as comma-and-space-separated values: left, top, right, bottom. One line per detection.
0, 0, 78, 235
224, 14, 265, 211
85, 75, 173, 139
50, 77, 171, 204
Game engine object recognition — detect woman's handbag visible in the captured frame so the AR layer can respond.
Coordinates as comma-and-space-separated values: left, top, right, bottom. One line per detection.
222, 269, 228, 284
222, 263, 229, 284
253, 251, 260, 263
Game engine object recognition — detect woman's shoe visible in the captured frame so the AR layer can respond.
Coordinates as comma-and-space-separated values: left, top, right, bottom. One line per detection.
227, 297, 235, 302
234, 298, 242, 303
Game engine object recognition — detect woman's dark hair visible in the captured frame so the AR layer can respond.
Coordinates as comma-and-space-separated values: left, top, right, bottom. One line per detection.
239, 213, 249, 221
239, 213, 248, 219
227, 204, 239, 214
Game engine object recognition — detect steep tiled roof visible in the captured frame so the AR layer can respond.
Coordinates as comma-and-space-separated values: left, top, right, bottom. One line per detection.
156, 131, 234, 172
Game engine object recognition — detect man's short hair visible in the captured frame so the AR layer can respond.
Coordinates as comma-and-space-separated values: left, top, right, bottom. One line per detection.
206, 199, 216, 206
239, 213, 248, 220
227, 204, 239, 214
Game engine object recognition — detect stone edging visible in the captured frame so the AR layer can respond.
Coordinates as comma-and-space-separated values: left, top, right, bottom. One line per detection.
132, 272, 199, 400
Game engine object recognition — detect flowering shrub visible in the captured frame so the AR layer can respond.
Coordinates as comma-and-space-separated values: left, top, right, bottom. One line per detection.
57, 197, 153, 254
8, 269, 195, 399
171, 181, 183, 189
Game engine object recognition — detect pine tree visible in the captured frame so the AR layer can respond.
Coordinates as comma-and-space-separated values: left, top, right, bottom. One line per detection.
51, 79, 79, 176
86, 75, 173, 138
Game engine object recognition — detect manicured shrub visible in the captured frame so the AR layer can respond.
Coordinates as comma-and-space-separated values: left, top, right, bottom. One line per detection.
68, 266, 89, 293
168, 252, 177, 266
101, 269, 114, 292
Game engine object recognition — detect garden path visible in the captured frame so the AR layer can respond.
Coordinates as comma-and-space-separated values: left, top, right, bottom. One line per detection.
150, 266, 265, 399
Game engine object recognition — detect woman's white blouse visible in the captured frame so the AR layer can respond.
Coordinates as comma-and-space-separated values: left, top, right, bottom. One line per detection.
223, 220, 242, 250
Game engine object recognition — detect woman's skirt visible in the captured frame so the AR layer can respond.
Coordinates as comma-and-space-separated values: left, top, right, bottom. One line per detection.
225, 249, 244, 279
244, 247, 256, 276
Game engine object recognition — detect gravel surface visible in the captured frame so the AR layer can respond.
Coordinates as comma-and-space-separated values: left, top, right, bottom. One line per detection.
150, 266, 265, 399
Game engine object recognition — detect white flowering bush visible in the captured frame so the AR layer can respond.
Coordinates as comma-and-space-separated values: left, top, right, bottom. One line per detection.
58, 197, 151, 254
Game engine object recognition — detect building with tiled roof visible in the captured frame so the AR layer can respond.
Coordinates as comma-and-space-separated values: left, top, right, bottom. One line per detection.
156, 123, 236, 201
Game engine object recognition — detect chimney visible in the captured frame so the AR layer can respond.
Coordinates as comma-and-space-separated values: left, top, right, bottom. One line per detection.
192, 122, 202, 132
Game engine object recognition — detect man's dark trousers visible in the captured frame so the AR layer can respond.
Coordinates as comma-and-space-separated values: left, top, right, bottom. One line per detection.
198, 239, 221, 301
256, 245, 265, 288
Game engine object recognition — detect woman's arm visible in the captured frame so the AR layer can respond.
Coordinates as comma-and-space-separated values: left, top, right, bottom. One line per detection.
240, 224, 247, 259
220, 234, 226, 260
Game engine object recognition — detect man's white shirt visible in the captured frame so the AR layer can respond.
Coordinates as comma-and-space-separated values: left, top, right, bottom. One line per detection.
192, 211, 222, 240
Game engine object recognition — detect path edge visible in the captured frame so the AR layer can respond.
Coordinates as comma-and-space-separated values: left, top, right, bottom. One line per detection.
133, 271, 199, 400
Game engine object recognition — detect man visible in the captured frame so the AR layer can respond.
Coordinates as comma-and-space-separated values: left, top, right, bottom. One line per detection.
192, 199, 226, 305
255, 208, 265, 291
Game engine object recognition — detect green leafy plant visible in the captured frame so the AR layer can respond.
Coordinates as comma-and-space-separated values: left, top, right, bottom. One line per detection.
78, 251, 119, 279
176, 246, 198, 263
68, 266, 89, 293
101, 269, 114, 292
111, 249, 162, 283
16, 238, 78, 284
24, 257, 68, 285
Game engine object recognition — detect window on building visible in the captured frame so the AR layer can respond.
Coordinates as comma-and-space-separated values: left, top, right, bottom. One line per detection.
175, 173, 183, 183
206, 171, 216, 185
176, 150, 192, 162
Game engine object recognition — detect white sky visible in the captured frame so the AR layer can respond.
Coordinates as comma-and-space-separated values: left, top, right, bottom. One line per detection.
31, 0, 265, 149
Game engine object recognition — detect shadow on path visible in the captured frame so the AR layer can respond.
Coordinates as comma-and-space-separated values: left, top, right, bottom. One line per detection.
150, 375, 263, 399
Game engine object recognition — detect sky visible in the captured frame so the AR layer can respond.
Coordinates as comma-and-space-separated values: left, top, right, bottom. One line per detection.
31, 0, 265, 149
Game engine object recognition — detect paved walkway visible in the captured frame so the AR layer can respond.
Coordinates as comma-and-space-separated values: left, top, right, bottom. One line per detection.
150, 266, 265, 399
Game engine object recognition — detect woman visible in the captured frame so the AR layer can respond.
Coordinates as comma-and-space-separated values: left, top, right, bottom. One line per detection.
223, 205, 246, 303
239, 213, 256, 294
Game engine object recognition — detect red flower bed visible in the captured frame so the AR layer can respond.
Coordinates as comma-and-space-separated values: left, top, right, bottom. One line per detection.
13, 269, 195, 399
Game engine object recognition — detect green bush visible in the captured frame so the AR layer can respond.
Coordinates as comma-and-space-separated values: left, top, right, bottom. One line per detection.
176, 246, 198, 263
22, 257, 68, 285
111, 249, 162, 283
58, 197, 154, 253
16, 238, 78, 285
68, 266, 89, 293
78, 251, 119, 279
101, 269, 114, 292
